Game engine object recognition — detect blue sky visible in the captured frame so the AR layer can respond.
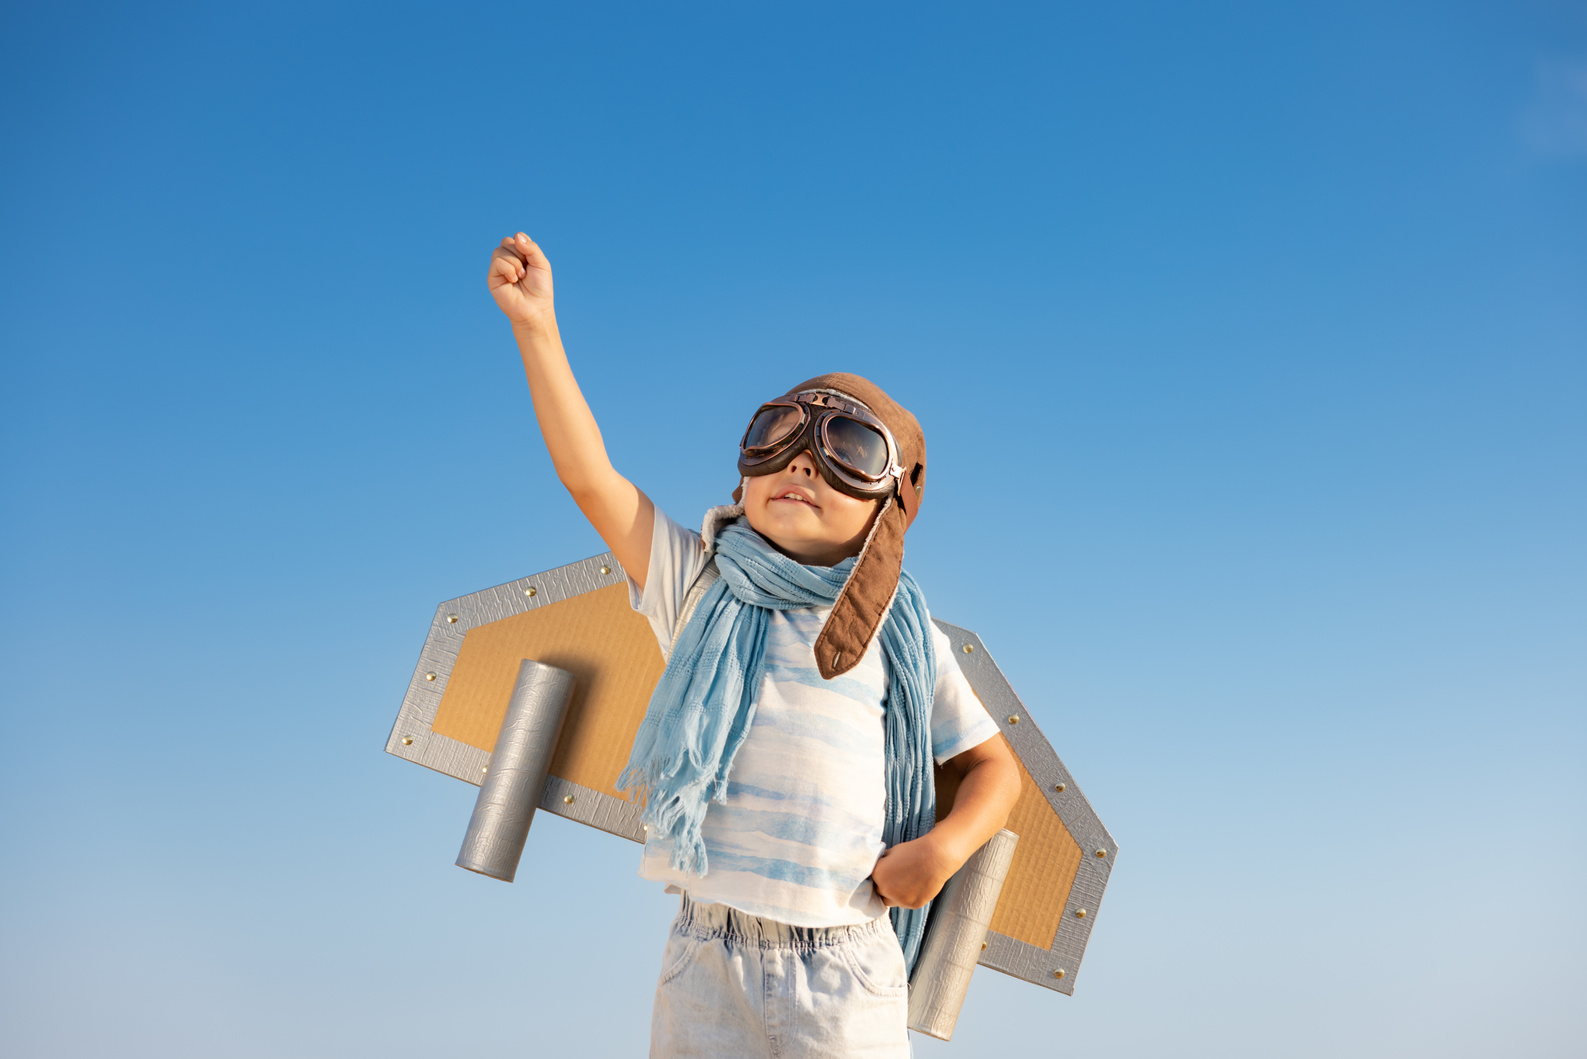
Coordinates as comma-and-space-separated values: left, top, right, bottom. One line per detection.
2, 2, 1583, 1056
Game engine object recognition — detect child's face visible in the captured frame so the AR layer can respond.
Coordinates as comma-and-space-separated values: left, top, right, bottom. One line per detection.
741, 450, 882, 567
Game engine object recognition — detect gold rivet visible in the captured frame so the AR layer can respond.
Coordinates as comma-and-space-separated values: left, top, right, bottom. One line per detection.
481, 766, 488, 774
600, 565, 611, 575
961, 644, 974, 654
446, 614, 458, 623
401, 736, 413, 746
563, 794, 574, 805
1054, 783, 1066, 792
525, 586, 537, 597
1095, 848, 1107, 858
1053, 968, 1066, 979
1007, 715, 1020, 725
425, 672, 437, 681
1074, 908, 1087, 919
980, 941, 987, 950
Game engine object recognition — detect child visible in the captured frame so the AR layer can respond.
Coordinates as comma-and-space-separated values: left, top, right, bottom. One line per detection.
488, 232, 1021, 1058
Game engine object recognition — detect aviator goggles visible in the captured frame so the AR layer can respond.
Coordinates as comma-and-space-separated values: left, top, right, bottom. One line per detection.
737, 390, 904, 500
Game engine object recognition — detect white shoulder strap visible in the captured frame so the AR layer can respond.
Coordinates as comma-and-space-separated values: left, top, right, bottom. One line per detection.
671, 558, 721, 645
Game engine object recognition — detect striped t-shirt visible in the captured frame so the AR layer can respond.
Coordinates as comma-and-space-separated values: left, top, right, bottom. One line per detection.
628, 509, 1001, 928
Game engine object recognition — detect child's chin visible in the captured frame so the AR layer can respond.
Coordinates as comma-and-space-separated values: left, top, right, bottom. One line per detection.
753, 514, 832, 547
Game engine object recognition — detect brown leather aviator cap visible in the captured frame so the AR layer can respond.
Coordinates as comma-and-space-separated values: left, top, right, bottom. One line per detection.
739, 372, 927, 679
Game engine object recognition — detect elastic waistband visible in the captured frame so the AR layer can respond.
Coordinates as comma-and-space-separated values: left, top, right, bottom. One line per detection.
675, 894, 894, 951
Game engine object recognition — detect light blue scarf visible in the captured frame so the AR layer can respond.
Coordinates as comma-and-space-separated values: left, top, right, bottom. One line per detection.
618, 517, 939, 970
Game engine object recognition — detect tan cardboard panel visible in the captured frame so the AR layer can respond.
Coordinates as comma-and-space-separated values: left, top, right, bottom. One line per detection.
937, 740, 1082, 950
991, 758, 1082, 948
431, 584, 666, 795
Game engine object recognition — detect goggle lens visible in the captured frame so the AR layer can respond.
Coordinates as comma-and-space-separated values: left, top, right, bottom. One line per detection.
822, 415, 891, 478
743, 405, 805, 451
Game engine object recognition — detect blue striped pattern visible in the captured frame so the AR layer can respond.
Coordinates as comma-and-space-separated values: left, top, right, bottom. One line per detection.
633, 511, 1000, 927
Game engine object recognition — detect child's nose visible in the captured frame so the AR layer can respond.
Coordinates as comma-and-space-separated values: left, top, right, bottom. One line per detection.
786, 451, 817, 476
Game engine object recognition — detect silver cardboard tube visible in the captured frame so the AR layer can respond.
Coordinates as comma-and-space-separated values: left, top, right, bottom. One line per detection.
455, 659, 575, 882
907, 828, 1019, 1041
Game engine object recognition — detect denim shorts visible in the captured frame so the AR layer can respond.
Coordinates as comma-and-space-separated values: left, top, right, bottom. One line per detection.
649, 894, 911, 1059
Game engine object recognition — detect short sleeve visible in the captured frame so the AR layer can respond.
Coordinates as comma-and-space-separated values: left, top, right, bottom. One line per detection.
928, 622, 1001, 763
628, 508, 711, 660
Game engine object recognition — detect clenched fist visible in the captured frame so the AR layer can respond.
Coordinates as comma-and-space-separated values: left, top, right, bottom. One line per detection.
870, 832, 957, 910
488, 232, 555, 328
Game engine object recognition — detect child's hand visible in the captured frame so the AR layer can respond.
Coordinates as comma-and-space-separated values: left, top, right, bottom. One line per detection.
870, 833, 958, 910
488, 232, 555, 328
873, 737, 1022, 911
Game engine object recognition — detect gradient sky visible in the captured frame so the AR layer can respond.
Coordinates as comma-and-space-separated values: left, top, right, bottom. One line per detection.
2, 3, 1583, 1057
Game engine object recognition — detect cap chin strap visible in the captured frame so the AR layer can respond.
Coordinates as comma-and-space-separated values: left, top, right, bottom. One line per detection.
813, 493, 905, 679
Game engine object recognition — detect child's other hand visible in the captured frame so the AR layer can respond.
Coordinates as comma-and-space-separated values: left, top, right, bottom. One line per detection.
488, 232, 555, 328
870, 833, 957, 910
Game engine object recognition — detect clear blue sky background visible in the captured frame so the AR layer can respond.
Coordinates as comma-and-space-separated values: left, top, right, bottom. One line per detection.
3, 2, 1583, 1056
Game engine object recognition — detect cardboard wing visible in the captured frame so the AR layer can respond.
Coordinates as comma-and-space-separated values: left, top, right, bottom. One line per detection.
386, 553, 1117, 1007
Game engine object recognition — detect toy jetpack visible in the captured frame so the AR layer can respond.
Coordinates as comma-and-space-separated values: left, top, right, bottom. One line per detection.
385, 553, 1118, 1041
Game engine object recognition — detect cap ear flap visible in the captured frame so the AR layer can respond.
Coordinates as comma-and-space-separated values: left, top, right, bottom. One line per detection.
813, 498, 907, 679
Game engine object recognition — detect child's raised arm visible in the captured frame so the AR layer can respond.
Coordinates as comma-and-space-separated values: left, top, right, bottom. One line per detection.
488, 233, 656, 589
